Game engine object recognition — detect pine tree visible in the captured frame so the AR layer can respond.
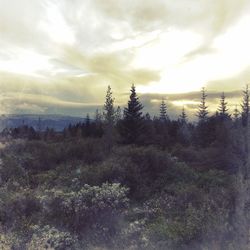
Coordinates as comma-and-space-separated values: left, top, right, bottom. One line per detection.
103, 86, 116, 149
83, 113, 91, 137
119, 84, 144, 144
85, 113, 90, 126
179, 106, 187, 124
218, 92, 230, 118
159, 99, 168, 121
94, 108, 104, 137
95, 109, 102, 123
197, 87, 209, 122
37, 117, 42, 133
177, 106, 191, 146
241, 85, 249, 127
241, 85, 250, 175
233, 105, 240, 120
115, 106, 122, 124
103, 85, 115, 126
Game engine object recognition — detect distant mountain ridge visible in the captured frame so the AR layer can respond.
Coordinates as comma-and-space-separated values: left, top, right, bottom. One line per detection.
0, 114, 87, 131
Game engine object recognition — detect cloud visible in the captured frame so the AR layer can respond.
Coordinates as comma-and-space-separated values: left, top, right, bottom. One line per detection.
0, 0, 250, 117
207, 66, 250, 91
93, 0, 249, 36
1, 91, 101, 116
59, 46, 160, 91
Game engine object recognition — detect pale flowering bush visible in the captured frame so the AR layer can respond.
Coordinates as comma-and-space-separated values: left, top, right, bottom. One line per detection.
41, 182, 129, 245
118, 218, 149, 250
0, 231, 23, 250
0, 233, 12, 250
27, 225, 78, 250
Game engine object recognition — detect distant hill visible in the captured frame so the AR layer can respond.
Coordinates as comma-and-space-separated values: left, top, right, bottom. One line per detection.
0, 114, 87, 131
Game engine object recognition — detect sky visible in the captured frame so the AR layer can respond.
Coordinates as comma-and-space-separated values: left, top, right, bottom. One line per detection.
0, 0, 250, 119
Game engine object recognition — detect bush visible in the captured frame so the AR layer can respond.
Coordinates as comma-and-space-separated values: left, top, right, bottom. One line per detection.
93, 146, 199, 201
0, 187, 40, 229
144, 183, 232, 249
41, 183, 129, 244
27, 225, 78, 250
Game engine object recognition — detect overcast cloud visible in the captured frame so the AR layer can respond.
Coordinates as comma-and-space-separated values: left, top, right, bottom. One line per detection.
0, 0, 249, 117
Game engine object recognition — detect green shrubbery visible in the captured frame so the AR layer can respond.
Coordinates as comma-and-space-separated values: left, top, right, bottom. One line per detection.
27, 225, 78, 250
0, 138, 241, 249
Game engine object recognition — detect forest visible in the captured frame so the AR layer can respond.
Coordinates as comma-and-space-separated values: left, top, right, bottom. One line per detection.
0, 84, 250, 249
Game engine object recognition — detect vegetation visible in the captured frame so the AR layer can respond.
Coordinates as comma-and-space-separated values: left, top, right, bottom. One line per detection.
0, 84, 250, 249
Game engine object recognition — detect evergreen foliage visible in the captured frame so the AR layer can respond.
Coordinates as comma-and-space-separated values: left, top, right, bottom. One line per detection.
197, 87, 209, 122
179, 106, 187, 124
218, 92, 230, 118
159, 99, 168, 121
119, 84, 144, 144
103, 85, 115, 126
233, 105, 240, 120
241, 84, 249, 127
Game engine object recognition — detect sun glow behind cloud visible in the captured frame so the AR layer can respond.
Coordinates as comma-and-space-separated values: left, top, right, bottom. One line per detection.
137, 13, 250, 94
0, 49, 51, 77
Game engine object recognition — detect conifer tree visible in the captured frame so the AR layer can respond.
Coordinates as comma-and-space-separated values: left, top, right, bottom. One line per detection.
95, 109, 102, 123
159, 99, 168, 121
233, 105, 240, 120
83, 113, 91, 137
197, 87, 209, 122
119, 84, 144, 144
218, 92, 230, 118
103, 86, 116, 149
37, 117, 42, 133
103, 85, 115, 126
115, 106, 122, 124
241, 85, 249, 127
85, 113, 90, 126
241, 85, 250, 174
94, 109, 104, 137
179, 106, 187, 124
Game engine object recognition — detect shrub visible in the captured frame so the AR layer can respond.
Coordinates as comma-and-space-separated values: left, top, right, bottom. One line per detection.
41, 183, 129, 242
27, 225, 78, 250
0, 187, 40, 229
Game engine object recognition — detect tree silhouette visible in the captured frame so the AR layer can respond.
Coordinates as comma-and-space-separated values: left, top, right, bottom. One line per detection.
179, 106, 187, 124
218, 92, 230, 119
115, 106, 122, 124
197, 87, 208, 122
103, 86, 116, 149
241, 85, 249, 127
159, 99, 168, 121
119, 84, 144, 144
103, 85, 115, 126
233, 105, 240, 120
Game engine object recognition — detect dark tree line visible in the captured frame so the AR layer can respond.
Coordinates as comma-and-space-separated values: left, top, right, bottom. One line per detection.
63, 84, 249, 174
4, 84, 250, 163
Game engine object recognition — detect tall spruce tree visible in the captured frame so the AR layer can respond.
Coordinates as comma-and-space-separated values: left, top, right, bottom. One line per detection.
37, 117, 42, 133
103, 86, 116, 149
115, 106, 122, 124
218, 92, 230, 118
179, 106, 187, 124
197, 87, 209, 122
159, 99, 168, 121
103, 85, 115, 126
233, 105, 240, 120
94, 109, 103, 137
241, 85, 250, 175
95, 109, 102, 123
241, 85, 249, 127
119, 84, 144, 144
